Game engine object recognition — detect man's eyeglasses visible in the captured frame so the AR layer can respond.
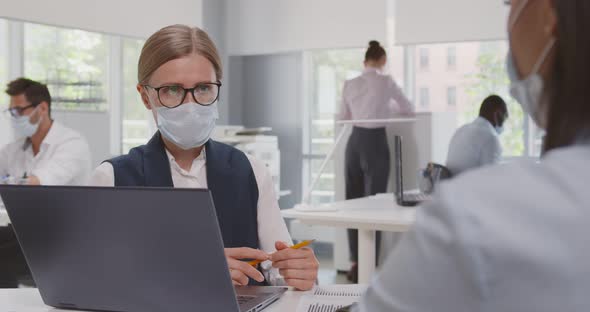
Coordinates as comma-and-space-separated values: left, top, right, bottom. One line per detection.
143, 82, 222, 108
4, 104, 37, 118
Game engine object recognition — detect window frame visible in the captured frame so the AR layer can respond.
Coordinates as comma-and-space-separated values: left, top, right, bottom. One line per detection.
1, 18, 152, 156
408, 40, 539, 160
447, 86, 457, 107
419, 47, 430, 71
419, 87, 430, 108
23, 22, 110, 112
447, 46, 457, 70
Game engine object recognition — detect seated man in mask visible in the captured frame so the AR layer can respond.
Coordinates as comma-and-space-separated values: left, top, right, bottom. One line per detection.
446, 95, 509, 176
0, 78, 91, 287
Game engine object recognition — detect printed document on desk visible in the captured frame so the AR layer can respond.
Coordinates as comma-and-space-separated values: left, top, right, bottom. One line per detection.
296, 285, 367, 312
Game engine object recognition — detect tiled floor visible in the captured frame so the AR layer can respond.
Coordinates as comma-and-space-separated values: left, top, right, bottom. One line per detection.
314, 242, 353, 285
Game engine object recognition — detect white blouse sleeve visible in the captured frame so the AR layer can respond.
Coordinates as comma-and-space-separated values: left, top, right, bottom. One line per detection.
247, 155, 293, 286
88, 162, 116, 187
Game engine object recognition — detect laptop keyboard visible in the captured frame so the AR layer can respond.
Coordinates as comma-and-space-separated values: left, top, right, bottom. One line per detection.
237, 295, 256, 305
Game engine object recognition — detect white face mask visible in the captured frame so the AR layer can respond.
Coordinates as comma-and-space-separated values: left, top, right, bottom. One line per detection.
154, 102, 218, 150
506, 0, 556, 129
11, 107, 41, 138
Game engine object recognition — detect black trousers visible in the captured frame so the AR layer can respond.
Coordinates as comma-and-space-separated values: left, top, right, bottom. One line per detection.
345, 127, 390, 263
0, 225, 32, 288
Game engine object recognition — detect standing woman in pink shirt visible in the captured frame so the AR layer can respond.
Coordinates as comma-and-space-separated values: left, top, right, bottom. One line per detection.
339, 40, 414, 283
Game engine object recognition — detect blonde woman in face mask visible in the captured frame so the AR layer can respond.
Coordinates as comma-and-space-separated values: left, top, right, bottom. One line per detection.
89, 25, 318, 291
349, 0, 590, 311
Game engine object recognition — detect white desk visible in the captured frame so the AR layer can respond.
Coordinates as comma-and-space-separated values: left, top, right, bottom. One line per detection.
282, 194, 416, 283
0, 288, 306, 312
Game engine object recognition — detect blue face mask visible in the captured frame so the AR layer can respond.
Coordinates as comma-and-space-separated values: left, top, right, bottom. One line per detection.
155, 102, 218, 150
506, 0, 555, 129
11, 107, 41, 138
495, 126, 505, 135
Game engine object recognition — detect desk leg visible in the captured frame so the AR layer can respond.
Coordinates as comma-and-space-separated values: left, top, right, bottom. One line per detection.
357, 229, 376, 284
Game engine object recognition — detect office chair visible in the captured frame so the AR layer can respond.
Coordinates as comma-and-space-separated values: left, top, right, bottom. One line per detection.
419, 162, 453, 194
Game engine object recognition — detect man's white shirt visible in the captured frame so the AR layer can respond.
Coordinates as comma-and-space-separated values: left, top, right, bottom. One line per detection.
0, 121, 92, 185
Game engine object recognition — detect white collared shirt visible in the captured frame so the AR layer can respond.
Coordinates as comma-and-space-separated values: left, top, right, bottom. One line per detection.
338, 68, 414, 128
446, 117, 503, 176
356, 144, 590, 312
89, 147, 293, 285
0, 121, 92, 185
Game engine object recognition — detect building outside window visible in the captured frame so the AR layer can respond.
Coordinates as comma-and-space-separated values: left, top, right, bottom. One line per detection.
419, 87, 430, 108
447, 46, 457, 69
121, 38, 153, 153
411, 40, 541, 157
419, 47, 430, 70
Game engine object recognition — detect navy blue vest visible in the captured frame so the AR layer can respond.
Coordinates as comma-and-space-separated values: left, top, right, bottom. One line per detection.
106, 133, 265, 285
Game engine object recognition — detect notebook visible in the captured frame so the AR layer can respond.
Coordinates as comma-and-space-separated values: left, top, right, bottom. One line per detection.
296, 285, 367, 312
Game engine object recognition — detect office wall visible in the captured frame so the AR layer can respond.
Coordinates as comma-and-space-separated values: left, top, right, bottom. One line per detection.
0, 0, 203, 38
395, 0, 509, 45
225, 0, 509, 55
226, 0, 389, 56
52, 111, 112, 168
227, 56, 245, 126
234, 53, 304, 209
202, 0, 229, 124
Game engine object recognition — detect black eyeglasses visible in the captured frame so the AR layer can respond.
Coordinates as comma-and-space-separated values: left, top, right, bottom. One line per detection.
143, 82, 222, 108
4, 104, 37, 118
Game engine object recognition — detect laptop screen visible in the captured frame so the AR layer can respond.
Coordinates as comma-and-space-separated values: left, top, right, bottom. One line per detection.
394, 135, 404, 201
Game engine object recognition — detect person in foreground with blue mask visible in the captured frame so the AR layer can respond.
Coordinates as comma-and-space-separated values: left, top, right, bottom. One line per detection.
446, 95, 509, 177
352, 0, 590, 311
89, 25, 319, 290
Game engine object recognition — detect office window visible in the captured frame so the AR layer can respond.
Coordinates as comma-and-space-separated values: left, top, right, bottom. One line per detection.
410, 41, 538, 157
0, 19, 8, 106
419, 87, 430, 108
24, 23, 109, 111
122, 38, 153, 153
419, 47, 430, 70
447, 86, 457, 106
447, 46, 457, 69
0, 19, 10, 146
304, 48, 405, 204
304, 50, 363, 204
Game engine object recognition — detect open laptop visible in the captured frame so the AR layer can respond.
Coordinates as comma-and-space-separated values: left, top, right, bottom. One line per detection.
394, 136, 432, 207
0, 185, 286, 312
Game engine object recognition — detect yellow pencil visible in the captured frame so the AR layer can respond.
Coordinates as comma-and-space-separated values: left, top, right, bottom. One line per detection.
248, 240, 316, 267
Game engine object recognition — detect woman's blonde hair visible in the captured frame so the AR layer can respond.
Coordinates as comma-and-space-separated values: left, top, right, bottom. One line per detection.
138, 24, 222, 84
